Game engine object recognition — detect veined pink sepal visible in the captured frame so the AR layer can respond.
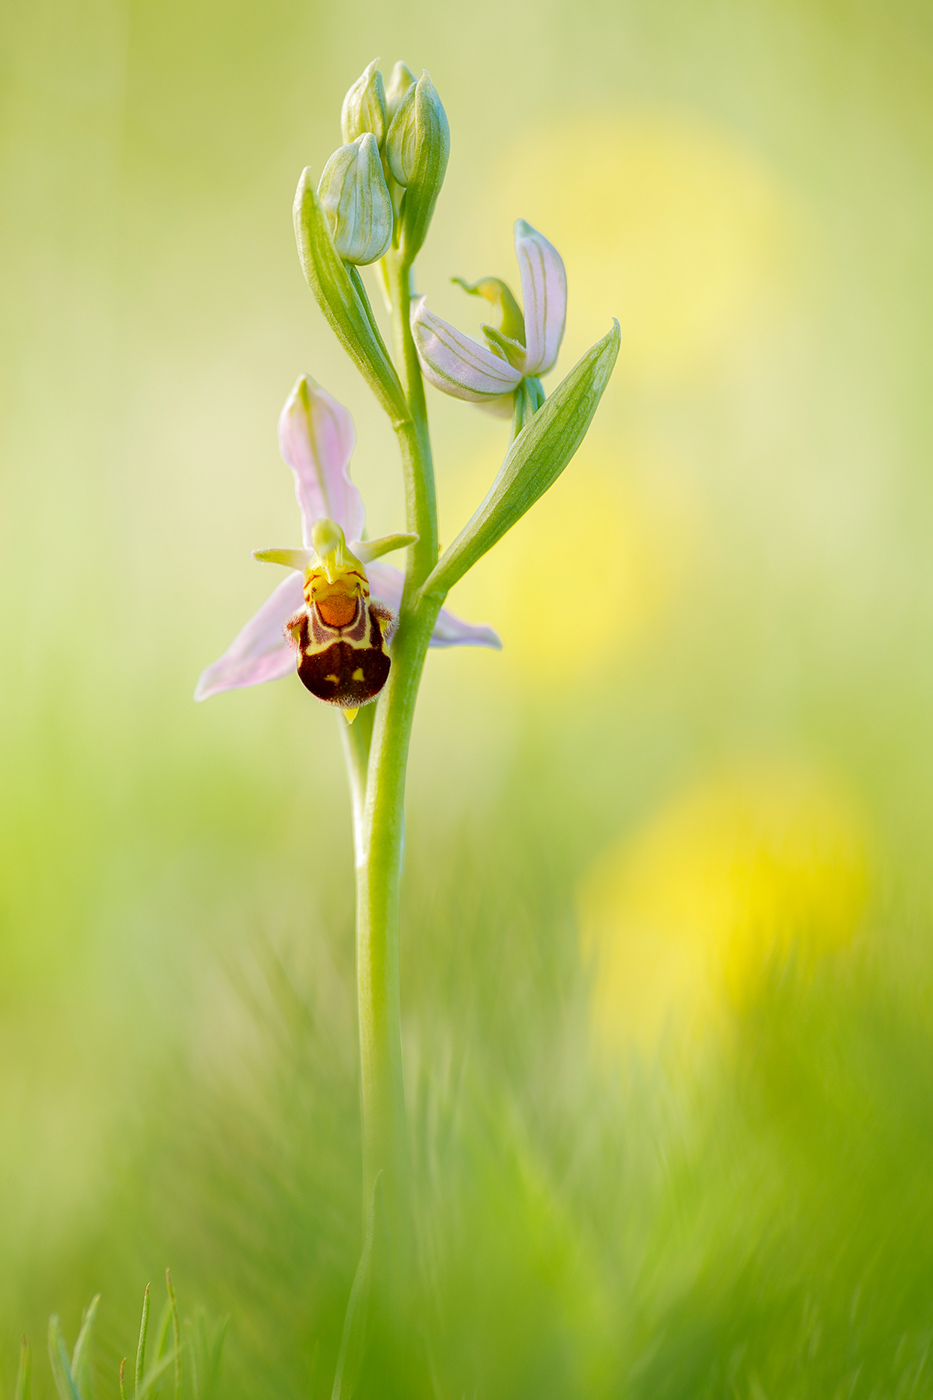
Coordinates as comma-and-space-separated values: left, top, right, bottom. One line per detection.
514, 219, 567, 377
194, 572, 304, 701
278, 376, 365, 546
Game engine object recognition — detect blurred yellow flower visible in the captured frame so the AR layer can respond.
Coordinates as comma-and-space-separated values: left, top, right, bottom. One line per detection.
445, 443, 694, 689
496, 115, 800, 383
579, 761, 871, 1053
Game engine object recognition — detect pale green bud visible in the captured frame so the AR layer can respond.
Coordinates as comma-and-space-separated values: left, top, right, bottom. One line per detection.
385, 82, 418, 187
317, 134, 393, 266
384, 61, 416, 122
341, 58, 387, 146
385, 70, 450, 262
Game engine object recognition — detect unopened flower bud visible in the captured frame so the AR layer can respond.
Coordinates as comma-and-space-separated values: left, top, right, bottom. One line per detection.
341, 58, 387, 146
317, 133, 393, 265
385, 83, 417, 187
385, 71, 450, 261
384, 61, 416, 123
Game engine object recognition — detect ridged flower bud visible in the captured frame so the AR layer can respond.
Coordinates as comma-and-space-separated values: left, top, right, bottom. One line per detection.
384, 70, 450, 261
385, 83, 418, 187
340, 58, 388, 146
384, 61, 416, 123
317, 133, 393, 266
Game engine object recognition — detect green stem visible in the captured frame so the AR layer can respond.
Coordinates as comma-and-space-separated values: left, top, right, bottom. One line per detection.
352, 248, 440, 1239
340, 703, 375, 867
384, 253, 439, 589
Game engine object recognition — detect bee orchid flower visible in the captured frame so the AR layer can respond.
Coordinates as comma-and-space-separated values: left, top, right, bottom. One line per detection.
411, 219, 567, 416
195, 376, 500, 715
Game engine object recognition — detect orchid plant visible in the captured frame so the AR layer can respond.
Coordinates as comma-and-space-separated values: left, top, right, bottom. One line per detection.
196, 58, 618, 1390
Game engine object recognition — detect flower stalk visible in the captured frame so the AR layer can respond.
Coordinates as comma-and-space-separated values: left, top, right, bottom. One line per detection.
195, 55, 620, 1387
351, 242, 440, 1251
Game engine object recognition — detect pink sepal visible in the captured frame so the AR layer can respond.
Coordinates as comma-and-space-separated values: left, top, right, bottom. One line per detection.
194, 572, 304, 700
514, 220, 567, 377
278, 376, 366, 545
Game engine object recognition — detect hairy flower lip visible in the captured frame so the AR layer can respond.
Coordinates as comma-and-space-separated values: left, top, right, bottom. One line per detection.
411, 220, 567, 407
195, 376, 501, 702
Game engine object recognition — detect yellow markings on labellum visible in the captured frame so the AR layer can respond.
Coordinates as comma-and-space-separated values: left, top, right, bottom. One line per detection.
279, 522, 397, 711
265, 520, 398, 711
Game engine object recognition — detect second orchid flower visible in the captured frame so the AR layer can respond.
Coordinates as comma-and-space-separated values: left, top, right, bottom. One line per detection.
411, 219, 567, 417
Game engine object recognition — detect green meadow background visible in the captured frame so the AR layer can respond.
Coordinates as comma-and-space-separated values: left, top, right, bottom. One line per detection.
3, 0, 933, 1393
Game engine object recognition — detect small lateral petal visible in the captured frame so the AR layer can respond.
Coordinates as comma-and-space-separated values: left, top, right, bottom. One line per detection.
411, 299, 523, 403
514, 219, 567, 377
194, 572, 304, 701
278, 376, 366, 546
355, 532, 419, 563
366, 562, 502, 650
253, 546, 317, 569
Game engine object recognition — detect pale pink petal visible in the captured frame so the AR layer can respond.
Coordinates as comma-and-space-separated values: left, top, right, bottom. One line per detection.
514, 220, 567, 376
411, 298, 523, 403
194, 572, 304, 701
278, 376, 366, 546
367, 562, 502, 649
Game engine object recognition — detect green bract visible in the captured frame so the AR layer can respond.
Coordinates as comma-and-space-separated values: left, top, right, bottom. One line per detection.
293, 169, 408, 424
419, 320, 621, 595
318, 134, 393, 265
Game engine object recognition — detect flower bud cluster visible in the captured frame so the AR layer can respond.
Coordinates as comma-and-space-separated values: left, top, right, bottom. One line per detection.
315, 58, 449, 267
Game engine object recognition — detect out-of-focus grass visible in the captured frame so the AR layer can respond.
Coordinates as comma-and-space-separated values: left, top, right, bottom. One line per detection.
4, 0, 933, 1394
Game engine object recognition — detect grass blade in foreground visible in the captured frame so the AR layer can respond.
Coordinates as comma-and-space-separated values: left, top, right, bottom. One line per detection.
47, 1319, 81, 1400
15, 1339, 31, 1400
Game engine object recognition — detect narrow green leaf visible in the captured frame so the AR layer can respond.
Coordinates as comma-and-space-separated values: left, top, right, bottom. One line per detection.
421, 321, 620, 597
202, 1317, 227, 1400
293, 171, 409, 426
134, 1352, 177, 1400
155, 1300, 172, 1356
184, 1321, 199, 1400
119, 1359, 128, 1400
70, 1295, 99, 1397
134, 1285, 150, 1399
47, 1319, 81, 1400
165, 1272, 181, 1400
332, 1173, 384, 1400
15, 1337, 31, 1400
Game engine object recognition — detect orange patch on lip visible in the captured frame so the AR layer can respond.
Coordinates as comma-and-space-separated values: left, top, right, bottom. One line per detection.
317, 594, 357, 628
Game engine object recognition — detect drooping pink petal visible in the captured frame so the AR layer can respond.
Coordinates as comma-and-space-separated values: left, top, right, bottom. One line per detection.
411, 298, 523, 403
194, 572, 304, 701
367, 562, 502, 649
278, 376, 366, 546
514, 220, 567, 377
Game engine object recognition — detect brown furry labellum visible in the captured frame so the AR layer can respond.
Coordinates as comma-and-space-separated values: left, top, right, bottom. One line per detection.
285, 596, 394, 707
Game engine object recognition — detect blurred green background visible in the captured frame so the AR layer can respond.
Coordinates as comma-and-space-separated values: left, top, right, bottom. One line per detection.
3, 0, 933, 1394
